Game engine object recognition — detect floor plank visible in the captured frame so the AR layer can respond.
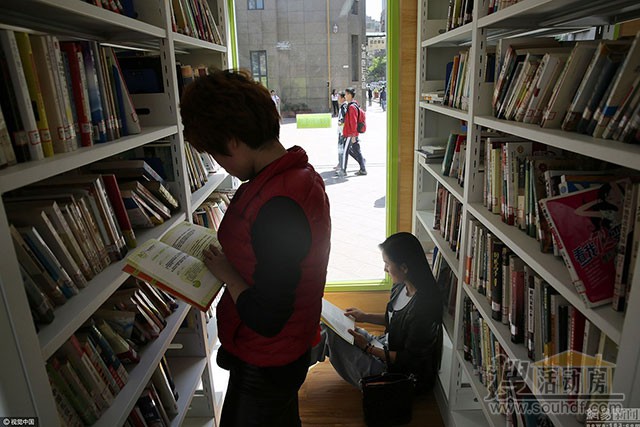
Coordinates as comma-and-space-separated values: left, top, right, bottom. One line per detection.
300, 360, 444, 426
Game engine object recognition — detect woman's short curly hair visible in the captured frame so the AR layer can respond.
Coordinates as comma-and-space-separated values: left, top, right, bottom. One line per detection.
180, 69, 280, 155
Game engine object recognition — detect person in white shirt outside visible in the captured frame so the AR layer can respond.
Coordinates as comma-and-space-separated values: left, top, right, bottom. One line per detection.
270, 89, 281, 120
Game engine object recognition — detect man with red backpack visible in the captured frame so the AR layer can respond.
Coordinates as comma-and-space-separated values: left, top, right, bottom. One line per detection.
342, 87, 368, 176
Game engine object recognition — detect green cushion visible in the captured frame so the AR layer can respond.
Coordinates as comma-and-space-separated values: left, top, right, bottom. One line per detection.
296, 113, 332, 128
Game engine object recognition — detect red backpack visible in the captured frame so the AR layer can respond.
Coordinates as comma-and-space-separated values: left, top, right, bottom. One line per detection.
349, 102, 367, 133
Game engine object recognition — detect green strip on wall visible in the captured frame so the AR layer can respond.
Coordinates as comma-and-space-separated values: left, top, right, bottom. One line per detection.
296, 113, 332, 128
227, 0, 238, 68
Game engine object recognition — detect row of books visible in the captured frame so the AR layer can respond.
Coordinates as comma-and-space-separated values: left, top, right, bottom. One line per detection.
492, 32, 640, 143
481, 134, 639, 311
463, 219, 620, 370
185, 142, 222, 193
49, 279, 179, 425
441, 131, 467, 184
170, 0, 223, 45
8, 160, 180, 326
193, 191, 231, 231
445, 0, 473, 32
461, 298, 555, 427
0, 30, 141, 169
81, 0, 138, 19
433, 250, 458, 320
433, 184, 463, 256
486, 0, 520, 15
442, 51, 471, 110
461, 294, 615, 426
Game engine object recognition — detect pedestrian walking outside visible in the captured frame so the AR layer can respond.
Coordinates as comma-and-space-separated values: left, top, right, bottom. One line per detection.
342, 87, 367, 176
331, 89, 339, 117
379, 86, 387, 111
271, 89, 281, 120
367, 86, 373, 107
334, 91, 349, 177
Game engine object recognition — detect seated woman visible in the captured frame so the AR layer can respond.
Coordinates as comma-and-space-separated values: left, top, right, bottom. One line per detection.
311, 232, 443, 394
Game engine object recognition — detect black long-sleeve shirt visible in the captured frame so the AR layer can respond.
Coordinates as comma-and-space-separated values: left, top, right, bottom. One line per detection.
235, 196, 312, 337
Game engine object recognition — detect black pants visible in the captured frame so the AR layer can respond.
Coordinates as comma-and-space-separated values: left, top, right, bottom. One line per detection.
332, 100, 339, 116
347, 137, 366, 172
218, 348, 310, 427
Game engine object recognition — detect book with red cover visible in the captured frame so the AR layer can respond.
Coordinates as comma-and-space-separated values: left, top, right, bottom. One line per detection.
540, 179, 628, 307
102, 174, 137, 248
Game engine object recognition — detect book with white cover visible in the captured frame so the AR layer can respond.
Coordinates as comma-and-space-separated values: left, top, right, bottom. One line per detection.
562, 41, 631, 132
30, 35, 73, 154
541, 43, 597, 129
593, 30, 640, 138
523, 52, 569, 124
321, 298, 356, 344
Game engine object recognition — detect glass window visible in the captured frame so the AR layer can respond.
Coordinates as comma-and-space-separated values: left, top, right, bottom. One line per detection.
351, 0, 358, 15
248, 0, 264, 10
250, 50, 268, 87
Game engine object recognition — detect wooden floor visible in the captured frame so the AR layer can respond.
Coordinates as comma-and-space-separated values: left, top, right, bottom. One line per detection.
298, 291, 445, 426
299, 360, 445, 426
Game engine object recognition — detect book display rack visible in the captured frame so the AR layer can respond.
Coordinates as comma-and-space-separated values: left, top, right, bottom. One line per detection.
0, 1, 232, 426
413, 0, 640, 426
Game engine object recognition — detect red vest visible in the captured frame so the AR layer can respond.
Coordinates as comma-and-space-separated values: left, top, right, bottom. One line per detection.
216, 146, 331, 367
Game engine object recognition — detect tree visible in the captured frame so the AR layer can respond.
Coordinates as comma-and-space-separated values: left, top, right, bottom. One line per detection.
367, 52, 386, 82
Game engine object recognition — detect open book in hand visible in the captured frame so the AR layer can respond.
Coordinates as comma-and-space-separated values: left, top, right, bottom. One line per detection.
123, 221, 223, 311
321, 298, 356, 345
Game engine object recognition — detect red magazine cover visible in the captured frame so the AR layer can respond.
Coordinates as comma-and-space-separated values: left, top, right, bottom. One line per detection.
540, 179, 628, 307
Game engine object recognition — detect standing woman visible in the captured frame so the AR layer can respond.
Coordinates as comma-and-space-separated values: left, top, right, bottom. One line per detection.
331, 89, 339, 117
181, 69, 331, 427
311, 232, 443, 394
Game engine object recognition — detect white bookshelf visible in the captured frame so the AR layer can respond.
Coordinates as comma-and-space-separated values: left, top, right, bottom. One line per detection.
0, 0, 231, 425
413, 0, 640, 425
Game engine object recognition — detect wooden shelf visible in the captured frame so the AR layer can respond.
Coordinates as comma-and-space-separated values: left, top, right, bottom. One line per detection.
173, 32, 227, 53
418, 155, 464, 203
466, 203, 624, 344
455, 350, 507, 427
168, 356, 209, 427
39, 213, 186, 359
415, 210, 461, 280
190, 172, 229, 214
0, 0, 166, 40
0, 126, 178, 195
474, 116, 640, 171
93, 301, 191, 427
422, 22, 473, 47
477, 0, 639, 30
420, 101, 470, 121
463, 285, 583, 427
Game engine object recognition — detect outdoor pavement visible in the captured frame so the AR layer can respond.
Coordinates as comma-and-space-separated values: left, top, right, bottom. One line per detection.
279, 101, 388, 283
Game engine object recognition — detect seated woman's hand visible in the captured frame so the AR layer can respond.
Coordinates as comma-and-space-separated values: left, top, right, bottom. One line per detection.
344, 307, 366, 322
348, 328, 368, 350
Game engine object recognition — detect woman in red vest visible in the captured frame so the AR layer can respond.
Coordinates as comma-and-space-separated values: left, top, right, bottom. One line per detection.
180, 69, 331, 427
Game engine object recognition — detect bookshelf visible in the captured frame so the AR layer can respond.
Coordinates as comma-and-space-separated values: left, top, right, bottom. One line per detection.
0, 1, 232, 426
413, 0, 640, 426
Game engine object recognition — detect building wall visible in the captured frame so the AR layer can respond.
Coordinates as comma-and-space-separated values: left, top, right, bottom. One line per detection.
235, 0, 367, 113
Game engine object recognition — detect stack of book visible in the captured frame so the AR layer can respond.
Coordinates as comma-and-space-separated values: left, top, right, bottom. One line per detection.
445, 0, 473, 31
479, 136, 639, 313
193, 191, 232, 231
434, 184, 463, 255
47, 279, 179, 426
170, 0, 224, 45
0, 30, 141, 169
185, 142, 221, 193
485, 0, 521, 15
81, 0, 138, 18
492, 31, 640, 143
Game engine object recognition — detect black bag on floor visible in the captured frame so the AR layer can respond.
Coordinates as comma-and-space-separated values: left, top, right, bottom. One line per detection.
360, 372, 416, 426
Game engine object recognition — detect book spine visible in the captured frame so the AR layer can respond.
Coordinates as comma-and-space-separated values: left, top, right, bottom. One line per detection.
0, 30, 44, 161
14, 32, 54, 157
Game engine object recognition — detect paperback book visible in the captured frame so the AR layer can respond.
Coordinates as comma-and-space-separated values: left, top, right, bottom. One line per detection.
123, 221, 223, 311
540, 180, 627, 307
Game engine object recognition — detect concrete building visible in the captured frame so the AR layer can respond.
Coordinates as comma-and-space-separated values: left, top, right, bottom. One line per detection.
234, 0, 367, 114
